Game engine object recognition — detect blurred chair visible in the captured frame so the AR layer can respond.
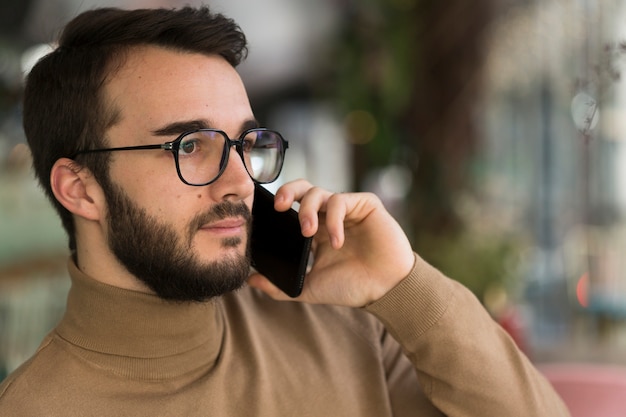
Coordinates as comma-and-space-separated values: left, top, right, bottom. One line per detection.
540, 363, 626, 417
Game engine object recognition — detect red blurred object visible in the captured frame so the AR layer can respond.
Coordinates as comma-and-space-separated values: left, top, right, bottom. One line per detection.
576, 273, 589, 308
539, 363, 626, 417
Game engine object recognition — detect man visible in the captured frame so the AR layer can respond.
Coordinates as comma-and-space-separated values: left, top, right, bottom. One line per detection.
0, 6, 569, 416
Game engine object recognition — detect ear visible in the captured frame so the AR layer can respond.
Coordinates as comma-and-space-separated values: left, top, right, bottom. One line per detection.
50, 158, 104, 221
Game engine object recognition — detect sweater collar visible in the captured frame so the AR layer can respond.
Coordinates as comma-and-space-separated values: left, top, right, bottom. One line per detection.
56, 260, 224, 379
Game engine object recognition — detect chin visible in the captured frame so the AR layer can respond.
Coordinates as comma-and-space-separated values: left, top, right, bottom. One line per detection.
200, 238, 247, 263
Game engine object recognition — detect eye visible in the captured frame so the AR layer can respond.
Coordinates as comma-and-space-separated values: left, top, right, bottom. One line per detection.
242, 136, 256, 153
179, 138, 199, 156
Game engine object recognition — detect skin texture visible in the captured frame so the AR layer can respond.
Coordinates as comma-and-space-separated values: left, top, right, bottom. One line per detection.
49, 45, 415, 308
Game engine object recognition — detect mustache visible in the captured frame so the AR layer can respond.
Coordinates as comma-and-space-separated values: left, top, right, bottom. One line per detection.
187, 201, 252, 242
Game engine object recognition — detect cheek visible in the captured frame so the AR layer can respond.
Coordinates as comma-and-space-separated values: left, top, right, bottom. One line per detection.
108, 157, 222, 227
244, 194, 254, 211
111, 152, 178, 190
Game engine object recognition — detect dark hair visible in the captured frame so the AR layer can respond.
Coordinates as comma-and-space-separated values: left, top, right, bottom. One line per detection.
23, 7, 248, 252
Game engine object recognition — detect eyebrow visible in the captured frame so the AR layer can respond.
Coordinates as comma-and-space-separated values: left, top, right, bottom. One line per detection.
151, 119, 260, 138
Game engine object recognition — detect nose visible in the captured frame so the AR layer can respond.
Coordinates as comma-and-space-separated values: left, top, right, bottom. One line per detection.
207, 146, 254, 202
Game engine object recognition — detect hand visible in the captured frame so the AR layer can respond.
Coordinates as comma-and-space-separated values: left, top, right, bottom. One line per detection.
247, 179, 415, 307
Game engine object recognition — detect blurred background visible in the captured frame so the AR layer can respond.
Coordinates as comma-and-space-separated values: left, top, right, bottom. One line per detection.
2, 0, 626, 413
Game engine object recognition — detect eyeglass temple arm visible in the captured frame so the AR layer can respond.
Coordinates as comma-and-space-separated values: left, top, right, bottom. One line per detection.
72, 143, 171, 158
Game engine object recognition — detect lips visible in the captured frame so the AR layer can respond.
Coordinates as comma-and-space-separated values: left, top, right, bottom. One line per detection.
188, 201, 252, 244
200, 217, 247, 234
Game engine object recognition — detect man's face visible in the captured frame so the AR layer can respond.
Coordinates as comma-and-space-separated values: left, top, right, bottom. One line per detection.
99, 46, 256, 301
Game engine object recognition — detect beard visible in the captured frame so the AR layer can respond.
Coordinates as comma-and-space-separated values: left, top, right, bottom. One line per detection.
101, 180, 252, 302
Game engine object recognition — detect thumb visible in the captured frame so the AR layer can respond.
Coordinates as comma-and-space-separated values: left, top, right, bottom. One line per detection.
247, 273, 293, 301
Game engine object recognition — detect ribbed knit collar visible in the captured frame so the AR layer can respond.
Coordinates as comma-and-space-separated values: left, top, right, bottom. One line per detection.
55, 260, 224, 380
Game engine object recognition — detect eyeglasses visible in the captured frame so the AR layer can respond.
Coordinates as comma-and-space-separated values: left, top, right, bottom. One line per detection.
72, 128, 288, 186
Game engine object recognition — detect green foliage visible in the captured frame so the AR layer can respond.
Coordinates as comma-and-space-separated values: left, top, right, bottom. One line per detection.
414, 230, 521, 301
329, 1, 418, 170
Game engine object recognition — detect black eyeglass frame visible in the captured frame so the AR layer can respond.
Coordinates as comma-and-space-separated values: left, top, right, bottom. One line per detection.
71, 128, 289, 186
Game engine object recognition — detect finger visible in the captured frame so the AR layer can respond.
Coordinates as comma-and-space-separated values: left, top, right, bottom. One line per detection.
277, 181, 335, 238
326, 192, 380, 249
273, 179, 314, 210
323, 193, 347, 249
297, 186, 334, 237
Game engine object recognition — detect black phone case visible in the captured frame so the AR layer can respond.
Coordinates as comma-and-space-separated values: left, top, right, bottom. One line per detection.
250, 184, 313, 297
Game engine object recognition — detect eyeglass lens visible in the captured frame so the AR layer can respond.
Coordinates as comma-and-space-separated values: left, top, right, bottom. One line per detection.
176, 129, 285, 185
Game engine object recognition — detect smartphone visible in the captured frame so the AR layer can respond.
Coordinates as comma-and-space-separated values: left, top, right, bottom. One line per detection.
250, 184, 313, 298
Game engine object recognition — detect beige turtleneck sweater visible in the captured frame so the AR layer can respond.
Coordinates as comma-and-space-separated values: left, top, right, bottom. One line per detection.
0, 255, 569, 416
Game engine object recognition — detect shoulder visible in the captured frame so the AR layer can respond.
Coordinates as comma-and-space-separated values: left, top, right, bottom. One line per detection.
222, 285, 386, 351
0, 334, 64, 413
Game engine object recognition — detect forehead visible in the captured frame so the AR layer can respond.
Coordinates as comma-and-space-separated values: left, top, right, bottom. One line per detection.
103, 46, 252, 133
